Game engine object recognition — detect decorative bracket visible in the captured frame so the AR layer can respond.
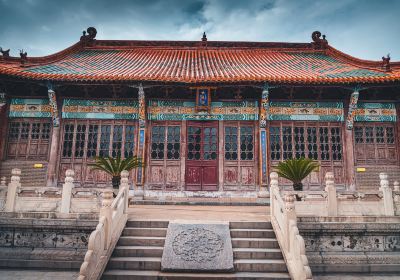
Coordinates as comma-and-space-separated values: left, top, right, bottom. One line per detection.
259, 83, 279, 128
346, 85, 367, 130
46, 82, 60, 127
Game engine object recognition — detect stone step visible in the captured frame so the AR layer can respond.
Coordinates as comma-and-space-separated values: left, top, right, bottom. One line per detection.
231, 238, 279, 249
0, 258, 81, 270
126, 220, 169, 228
230, 222, 272, 230
117, 237, 165, 247
102, 270, 291, 280
234, 259, 288, 273
233, 248, 283, 259
112, 246, 164, 258
122, 227, 167, 237
230, 229, 276, 238
107, 257, 161, 270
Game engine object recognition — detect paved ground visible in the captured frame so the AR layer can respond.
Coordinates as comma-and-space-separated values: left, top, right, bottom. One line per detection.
314, 275, 399, 280
0, 270, 77, 280
128, 204, 270, 221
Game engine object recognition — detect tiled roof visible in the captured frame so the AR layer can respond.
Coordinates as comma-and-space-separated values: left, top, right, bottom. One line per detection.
0, 40, 399, 84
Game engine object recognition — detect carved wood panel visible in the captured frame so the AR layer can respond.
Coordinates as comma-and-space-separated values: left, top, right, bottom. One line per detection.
269, 121, 344, 189
223, 121, 258, 190
58, 119, 137, 187
146, 121, 182, 190
354, 123, 398, 165
6, 118, 51, 160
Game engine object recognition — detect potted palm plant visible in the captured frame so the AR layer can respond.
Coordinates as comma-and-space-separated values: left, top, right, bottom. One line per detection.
276, 158, 319, 191
89, 156, 143, 196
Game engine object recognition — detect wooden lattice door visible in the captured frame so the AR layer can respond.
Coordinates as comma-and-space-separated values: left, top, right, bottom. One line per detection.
186, 121, 218, 191
354, 123, 398, 165
6, 119, 51, 160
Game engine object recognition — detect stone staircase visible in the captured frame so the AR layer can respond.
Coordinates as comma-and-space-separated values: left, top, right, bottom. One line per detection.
355, 165, 400, 190
0, 160, 48, 187
102, 220, 290, 280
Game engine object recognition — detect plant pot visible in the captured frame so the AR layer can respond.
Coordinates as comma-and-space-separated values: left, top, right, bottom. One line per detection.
293, 182, 303, 191
112, 176, 121, 197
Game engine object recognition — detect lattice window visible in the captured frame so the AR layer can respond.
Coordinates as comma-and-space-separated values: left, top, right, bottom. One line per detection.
386, 127, 395, 144
307, 127, 318, 160
75, 124, 86, 158
294, 127, 305, 159
188, 126, 201, 160
8, 122, 20, 140
20, 122, 30, 140
31, 123, 41, 139
167, 126, 180, 160
240, 126, 254, 160
203, 127, 217, 160
319, 127, 330, 160
282, 126, 293, 160
112, 125, 123, 157
41, 123, 51, 139
87, 125, 98, 158
365, 127, 374, 143
331, 127, 342, 161
269, 127, 281, 160
151, 126, 165, 160
99, 125, 111, 157
124, 126, 135, 158
375, 127, 385, 143
354, 127, 363, 143
62, 124, 74, 158
225, 127, 238, 160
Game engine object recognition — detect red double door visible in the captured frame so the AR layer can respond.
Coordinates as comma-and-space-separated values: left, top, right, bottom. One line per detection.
186, 121, 218, 191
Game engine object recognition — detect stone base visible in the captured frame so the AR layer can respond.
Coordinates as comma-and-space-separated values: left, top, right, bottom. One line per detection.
161, 221, 234, 272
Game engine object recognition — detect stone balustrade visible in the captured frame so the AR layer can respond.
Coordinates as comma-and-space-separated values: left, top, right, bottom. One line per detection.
270, 172, 312, 280
0, 169, 113, 214
78, 170, 129, 280
284, 172, 398, 217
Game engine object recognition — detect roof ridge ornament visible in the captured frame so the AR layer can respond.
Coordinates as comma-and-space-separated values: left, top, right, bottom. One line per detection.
201, 32, 207, 47
0, 47, 10, 58
311, 31, 328, 50
382, 54, 391, 72
19, 49, 27, 66
80, 27, 97, 46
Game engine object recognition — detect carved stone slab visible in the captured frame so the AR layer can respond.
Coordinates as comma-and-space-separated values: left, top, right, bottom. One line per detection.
161, 221, 233, 272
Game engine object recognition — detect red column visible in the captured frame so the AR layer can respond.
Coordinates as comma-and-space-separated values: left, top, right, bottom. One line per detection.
46, 125, 61, 187
0, 101, 8, 161
343, 98, 356, 190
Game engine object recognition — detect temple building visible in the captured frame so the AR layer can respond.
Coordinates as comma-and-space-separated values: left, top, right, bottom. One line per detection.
0, 28, 399, 200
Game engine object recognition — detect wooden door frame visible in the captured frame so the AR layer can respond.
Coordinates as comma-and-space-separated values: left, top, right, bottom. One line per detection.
185, 120, 219, 191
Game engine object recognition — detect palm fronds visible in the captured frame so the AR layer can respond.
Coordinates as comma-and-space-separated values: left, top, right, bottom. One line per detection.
276, 158, 319, 191
89, 156, 144, 177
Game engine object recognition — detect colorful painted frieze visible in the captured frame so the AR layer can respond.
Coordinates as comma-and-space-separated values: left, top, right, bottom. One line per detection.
148, 100, 258, 121
354, 102, 397, 122
268, 102, 344, 121
62, 99, 138, 119
9, 98, 52, 118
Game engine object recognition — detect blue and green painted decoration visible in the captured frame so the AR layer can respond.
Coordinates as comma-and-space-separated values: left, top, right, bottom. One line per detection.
354, 102, 397, 122
268, 102, 344, 121
148, 100, 258, 121
62, 99, 139, 119
9, 98, 52, 118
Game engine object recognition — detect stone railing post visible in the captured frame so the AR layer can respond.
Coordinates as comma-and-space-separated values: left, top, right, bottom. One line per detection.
0, 177, 6, 187
5, 168, 21, 212
120, 170, 129, 213
100, 188, 114, 247
269, 172, 279, 217
284, 194, 296, 253
325, 172, 338, 216
379, 173, 394, 216
394, 181, 399, 192
60, 169, 74, 214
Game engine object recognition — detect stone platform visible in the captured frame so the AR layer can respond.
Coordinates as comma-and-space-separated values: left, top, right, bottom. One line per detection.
161, 221, 234, 272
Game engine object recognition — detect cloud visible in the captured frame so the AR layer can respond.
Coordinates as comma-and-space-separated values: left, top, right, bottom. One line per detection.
0, 0, 399, 60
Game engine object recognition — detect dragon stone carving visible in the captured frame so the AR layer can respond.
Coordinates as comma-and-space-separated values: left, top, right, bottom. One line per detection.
312, 31, 328, 50
0, 47, 10, 58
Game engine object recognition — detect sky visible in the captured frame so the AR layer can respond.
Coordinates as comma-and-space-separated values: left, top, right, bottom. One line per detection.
0, 0, 399, 60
